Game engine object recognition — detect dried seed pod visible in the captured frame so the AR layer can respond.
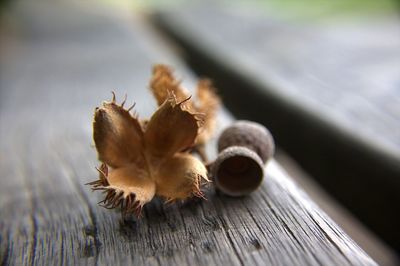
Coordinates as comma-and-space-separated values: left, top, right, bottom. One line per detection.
155, 153, 208, 202
88, 65, 219, 217
193, 79, 220, 147
88, 91, 209, 217
149, 64, 220, 162
211, 146, 264, 196
218, 120, 275, 163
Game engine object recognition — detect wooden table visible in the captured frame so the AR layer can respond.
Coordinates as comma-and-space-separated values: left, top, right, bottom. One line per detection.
0, 0, 377, 265
152, 5, 400, 251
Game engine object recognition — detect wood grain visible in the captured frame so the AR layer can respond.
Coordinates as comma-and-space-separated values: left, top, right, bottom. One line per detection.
152, 6, 400, 251
0, 0, 376, 265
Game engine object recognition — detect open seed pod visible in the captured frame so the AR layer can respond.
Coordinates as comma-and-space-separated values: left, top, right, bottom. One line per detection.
210, 146, 264, 196
218, 120, 275, 163
88, 91, 209, 217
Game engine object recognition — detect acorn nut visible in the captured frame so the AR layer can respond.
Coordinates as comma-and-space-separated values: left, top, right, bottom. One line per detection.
211, 120, 275, 196
211, 146, 264, 196
218, 120, 275, 163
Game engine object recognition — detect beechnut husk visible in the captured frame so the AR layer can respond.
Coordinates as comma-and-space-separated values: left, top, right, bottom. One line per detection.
87, 65, 220, 216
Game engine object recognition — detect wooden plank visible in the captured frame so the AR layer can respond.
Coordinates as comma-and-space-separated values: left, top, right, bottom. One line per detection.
152, 5, 400, 251
0, 0, 376, 265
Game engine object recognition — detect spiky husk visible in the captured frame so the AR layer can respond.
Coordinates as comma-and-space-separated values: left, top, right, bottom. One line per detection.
87, 164, 152, 217
89, 90, 210, 218
155, 153, 209, 202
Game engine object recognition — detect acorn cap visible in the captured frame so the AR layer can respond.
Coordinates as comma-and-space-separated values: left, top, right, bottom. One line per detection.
218, 120, 275, 163
211, 146, 264, 196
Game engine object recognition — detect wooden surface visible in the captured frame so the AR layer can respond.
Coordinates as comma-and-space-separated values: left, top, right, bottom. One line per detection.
152, 5, 400, 251
0, 0, 376, 265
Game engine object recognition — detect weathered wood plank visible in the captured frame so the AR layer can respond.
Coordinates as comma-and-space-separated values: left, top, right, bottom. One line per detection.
152, 5, 400, 251
0, 0, 376, 265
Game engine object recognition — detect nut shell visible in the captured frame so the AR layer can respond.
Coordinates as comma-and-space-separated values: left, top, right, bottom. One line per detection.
211, 146, 264, 196
218, 120, 275, 163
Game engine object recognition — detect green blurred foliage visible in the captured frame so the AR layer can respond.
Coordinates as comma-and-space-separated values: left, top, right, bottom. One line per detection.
129, 0, 399, 21
253, 0, 399, 20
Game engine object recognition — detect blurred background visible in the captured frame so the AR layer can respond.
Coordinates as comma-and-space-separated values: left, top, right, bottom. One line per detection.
1, 0, 399, 265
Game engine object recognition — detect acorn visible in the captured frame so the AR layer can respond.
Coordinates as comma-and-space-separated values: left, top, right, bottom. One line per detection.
218, 120, 275, 163
211, 120, 275, 196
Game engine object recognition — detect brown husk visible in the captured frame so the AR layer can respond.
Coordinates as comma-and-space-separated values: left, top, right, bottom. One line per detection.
88, 83, 211, 216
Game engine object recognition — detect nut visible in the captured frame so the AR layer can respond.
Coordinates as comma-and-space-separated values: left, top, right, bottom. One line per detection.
211, 120, 275, 196
211, 146, 264, 196
218, 120, 275, 163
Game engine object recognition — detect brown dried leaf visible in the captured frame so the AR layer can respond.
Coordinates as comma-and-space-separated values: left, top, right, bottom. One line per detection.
144, 95, 201, 158
93, 97, 144, 168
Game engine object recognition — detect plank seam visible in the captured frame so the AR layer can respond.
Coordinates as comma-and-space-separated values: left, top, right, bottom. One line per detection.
69, 169, 101, 264
0, 230, 11, 266
216, 199, 245, 266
